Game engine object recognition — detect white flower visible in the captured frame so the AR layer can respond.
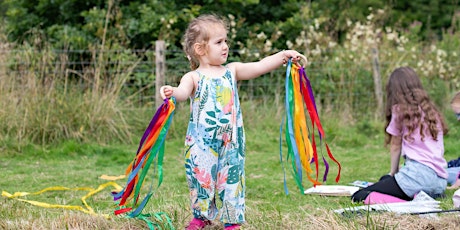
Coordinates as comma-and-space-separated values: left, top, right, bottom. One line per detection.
400, 36, 408, 44
436, 49, 447, 57
347, 19, 352, 27
367, 14, 374, 21
256, 32, 266, 40
311, 44, 321, 56
439, 65, 446, 74
263, 40, 272, 52
387, 33, 396, 41
366, 37, 375, 45
328, 41, 337, 48
314, 19, 320, 29
295, 37, 304, 46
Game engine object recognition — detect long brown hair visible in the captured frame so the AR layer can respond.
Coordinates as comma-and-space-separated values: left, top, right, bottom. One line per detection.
183, 14, 228, 70
384, 67, 448, 145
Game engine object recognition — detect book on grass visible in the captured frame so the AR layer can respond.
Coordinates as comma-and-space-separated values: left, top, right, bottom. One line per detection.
304, 185, 360, 196
349, 180, 374, 188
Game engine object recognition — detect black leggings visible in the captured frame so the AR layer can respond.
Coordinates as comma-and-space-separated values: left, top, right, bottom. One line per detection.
351, 175, 411, 202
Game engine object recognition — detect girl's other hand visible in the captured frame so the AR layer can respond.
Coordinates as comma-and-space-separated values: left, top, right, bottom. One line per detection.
160, 85, 173, 99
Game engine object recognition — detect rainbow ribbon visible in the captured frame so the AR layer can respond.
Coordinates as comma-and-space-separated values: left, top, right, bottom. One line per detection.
113, 98, 176, 229
281, 60, 341, 194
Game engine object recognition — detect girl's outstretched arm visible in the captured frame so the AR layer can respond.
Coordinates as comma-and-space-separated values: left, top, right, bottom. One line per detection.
159, 72, 195, 102
229, 50, 303, 81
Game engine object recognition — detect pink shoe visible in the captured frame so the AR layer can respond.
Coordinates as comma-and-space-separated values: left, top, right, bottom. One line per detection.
185, 218, 212, 230
224, 224, 241, 230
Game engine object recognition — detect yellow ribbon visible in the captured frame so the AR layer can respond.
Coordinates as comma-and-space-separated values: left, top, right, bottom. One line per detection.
2, 182, 122, 218
291, 64, 314, 175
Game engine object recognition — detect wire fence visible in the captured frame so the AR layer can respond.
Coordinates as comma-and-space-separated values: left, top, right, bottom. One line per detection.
1, 46, 458, 121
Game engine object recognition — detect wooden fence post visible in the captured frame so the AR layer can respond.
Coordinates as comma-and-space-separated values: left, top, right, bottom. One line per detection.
371, 48, 383, 119
155, 40, 166, 108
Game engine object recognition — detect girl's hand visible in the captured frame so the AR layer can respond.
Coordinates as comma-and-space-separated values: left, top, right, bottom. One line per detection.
160, 85, 173, 99
282, 50, 306, 65
283, 50, 303, 62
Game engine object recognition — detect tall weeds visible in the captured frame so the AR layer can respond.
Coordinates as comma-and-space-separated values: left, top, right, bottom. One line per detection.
0, 25, 144, 149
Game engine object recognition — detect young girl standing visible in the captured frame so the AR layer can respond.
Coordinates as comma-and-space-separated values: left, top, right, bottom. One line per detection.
351, 66, 449, 203
160, 14, 302, 229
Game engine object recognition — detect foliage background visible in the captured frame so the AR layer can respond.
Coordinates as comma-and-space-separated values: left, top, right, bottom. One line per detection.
1, 0, 459, 147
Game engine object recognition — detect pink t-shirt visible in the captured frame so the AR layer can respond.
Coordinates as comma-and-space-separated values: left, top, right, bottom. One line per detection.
386, 106, 447, 179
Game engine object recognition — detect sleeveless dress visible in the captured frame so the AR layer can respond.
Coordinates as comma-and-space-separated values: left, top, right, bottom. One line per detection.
184, 68, 246, 224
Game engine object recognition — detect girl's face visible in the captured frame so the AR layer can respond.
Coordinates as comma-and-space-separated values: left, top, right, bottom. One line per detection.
205, 24, 229, 65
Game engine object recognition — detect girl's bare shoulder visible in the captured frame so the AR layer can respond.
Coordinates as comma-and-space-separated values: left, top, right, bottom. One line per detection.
225, 62, 242, 78
181, 71, 200, 82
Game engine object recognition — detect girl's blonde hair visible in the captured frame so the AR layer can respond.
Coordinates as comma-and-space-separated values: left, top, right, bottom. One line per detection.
183, 14, 228, 70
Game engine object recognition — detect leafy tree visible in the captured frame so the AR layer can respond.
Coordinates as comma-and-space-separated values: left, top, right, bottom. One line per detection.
2, 0, 105, 47
388, 0, 459, 40
1, 0, 305, 50
310, 0, 459, 41
1, 0, 458, 50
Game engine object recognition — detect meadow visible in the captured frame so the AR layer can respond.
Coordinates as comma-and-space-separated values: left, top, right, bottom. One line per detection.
1, 101, 460, 229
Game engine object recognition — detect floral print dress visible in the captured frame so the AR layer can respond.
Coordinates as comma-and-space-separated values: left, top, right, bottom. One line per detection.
184, 68, 245, 224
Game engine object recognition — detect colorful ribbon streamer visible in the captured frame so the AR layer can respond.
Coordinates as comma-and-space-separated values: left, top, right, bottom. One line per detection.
112, 97, 175, 229
281, 59, 341, 194
2, 182, 122, 218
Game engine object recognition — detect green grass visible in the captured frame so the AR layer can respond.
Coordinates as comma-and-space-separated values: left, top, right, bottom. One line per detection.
1, 103, 460, 229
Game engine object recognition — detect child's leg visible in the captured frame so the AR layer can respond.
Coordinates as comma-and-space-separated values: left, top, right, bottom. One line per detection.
185, 144, 219, 220
447, 167, 460, 185
351, 176, 411, 202
450, 179, 460, 189
218, 148, 246, 225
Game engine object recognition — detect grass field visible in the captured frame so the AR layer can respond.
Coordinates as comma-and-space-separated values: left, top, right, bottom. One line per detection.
1, 102, 460, 229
